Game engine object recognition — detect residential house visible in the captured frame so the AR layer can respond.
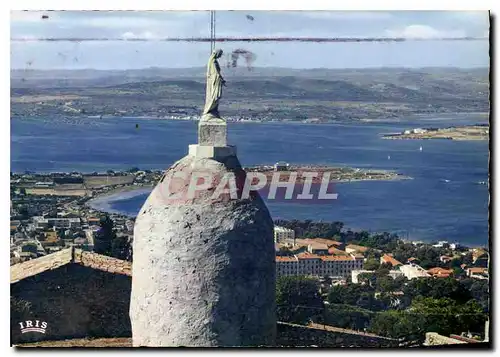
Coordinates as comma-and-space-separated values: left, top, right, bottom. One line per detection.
399, 264, 431, 280
380, 254, 403, 268
427, 267, 453, 278
466, 267, 488, 280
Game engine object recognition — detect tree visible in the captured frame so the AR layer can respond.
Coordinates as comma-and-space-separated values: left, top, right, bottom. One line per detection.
376, 275, 396, 293
409, 297, 487, 338
93, 215, 116, 256
462, 252, 474, 266
276, 276, 323, 324
323, 304, 374, 331
369, 310, 425, 342
363, 258, 380, 271
327, 283, 382, 310
369, 297, 487, 342
357, 272, 376, 287
111, 235, 132, 261
403, 277, 472, 304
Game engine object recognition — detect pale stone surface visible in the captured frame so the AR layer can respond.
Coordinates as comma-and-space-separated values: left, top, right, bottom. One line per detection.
424, 332, 467, 346
198, 119, 227, 146
130, 154, 276, 347
188, 144, 236, 159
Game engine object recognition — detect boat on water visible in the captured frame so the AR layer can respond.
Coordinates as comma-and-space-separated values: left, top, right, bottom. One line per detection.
419, 146, 423, 151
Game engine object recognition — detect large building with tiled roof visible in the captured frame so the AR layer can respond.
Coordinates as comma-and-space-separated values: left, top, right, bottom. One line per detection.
276, 253, 363, 278
11, 247, 132, 345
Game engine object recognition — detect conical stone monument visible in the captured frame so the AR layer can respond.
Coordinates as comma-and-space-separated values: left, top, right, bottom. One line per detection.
130, 49, 276, 347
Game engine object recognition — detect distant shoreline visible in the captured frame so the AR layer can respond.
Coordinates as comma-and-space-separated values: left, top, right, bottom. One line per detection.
11, 111, 490, 125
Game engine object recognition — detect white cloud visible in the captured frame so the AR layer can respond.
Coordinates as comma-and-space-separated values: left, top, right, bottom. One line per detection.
385, 25, 466, 39
121, 31, 157, 39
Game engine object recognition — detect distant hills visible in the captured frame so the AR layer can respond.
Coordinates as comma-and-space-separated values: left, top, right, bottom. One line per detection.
10, 67, 489, 122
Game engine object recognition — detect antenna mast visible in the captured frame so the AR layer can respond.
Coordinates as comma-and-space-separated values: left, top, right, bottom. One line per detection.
210, 10, 216, 52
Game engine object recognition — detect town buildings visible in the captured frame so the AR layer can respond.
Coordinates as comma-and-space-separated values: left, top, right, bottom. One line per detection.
276, 253, 363, 278
274, 226, 295, 243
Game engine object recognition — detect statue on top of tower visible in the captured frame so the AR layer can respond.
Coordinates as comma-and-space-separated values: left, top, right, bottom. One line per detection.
201, 49, 226, 121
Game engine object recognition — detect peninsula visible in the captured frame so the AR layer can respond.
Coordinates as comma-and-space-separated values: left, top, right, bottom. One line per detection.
382, 124, 489, 141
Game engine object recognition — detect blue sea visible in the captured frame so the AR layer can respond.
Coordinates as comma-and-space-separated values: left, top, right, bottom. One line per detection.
11, 114, 490, 246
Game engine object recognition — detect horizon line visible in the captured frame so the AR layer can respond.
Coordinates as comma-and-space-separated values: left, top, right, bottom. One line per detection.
10, 65, 489, 71
11, 36, 488, 43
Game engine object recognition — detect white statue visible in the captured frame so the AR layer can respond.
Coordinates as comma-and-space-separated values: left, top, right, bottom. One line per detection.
201, 49, 226, 121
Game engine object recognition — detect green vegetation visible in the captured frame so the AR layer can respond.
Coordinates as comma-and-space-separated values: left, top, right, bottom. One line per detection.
94, 214, 132, 261
276, 276, 323, 324
276, 268, 489, 342
274, 219, 344, 239
369, 297, 487, 342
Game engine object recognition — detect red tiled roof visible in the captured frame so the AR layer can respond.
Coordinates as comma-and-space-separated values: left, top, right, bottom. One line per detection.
321, 255, 355, 261
276, 256, 297, 262
381, 254, 403, 267
468, 267, 488, 274
328, 246, 349, 255
427, 267, 454, 277
296, 252, 322, 260
346, 244, 370, 253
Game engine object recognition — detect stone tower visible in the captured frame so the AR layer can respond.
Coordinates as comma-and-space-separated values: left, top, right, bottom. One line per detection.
130, 119, 276, 347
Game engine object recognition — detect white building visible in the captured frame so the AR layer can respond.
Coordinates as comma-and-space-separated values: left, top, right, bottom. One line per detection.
274, 226, 295, 243
432, 241, 449, 248
33, 216, 81, 229
274, 161, 290, 171
413, 128, 427, 134
399, 264, 430, 280
276, 253, 363, 278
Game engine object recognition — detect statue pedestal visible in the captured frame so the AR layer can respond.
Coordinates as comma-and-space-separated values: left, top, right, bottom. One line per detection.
193, 116, 234, 159
198, 117, 227, 147
188, 144, 237, 159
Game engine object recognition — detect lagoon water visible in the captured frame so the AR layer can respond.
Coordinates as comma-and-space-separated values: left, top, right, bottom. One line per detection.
11, 114, 489, 246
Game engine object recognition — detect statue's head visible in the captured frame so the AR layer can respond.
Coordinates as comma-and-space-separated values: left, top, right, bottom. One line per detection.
214, 49, 223, 58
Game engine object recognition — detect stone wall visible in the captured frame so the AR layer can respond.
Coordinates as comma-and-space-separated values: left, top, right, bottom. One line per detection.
276, 322, 399, 347
11, 264, 131, 345
424, 332, 467, 346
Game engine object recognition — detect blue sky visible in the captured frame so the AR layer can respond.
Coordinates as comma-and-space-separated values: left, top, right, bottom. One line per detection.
10, 10, 490, 69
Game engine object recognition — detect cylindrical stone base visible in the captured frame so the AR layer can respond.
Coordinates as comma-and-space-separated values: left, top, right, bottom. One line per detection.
130, 154, 276, 347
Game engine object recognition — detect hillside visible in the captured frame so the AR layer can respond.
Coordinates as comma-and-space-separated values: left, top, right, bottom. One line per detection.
10, 67, 490, 122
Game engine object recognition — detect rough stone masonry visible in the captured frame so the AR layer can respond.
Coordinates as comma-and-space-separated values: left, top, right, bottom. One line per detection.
130, 115, 276, 346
